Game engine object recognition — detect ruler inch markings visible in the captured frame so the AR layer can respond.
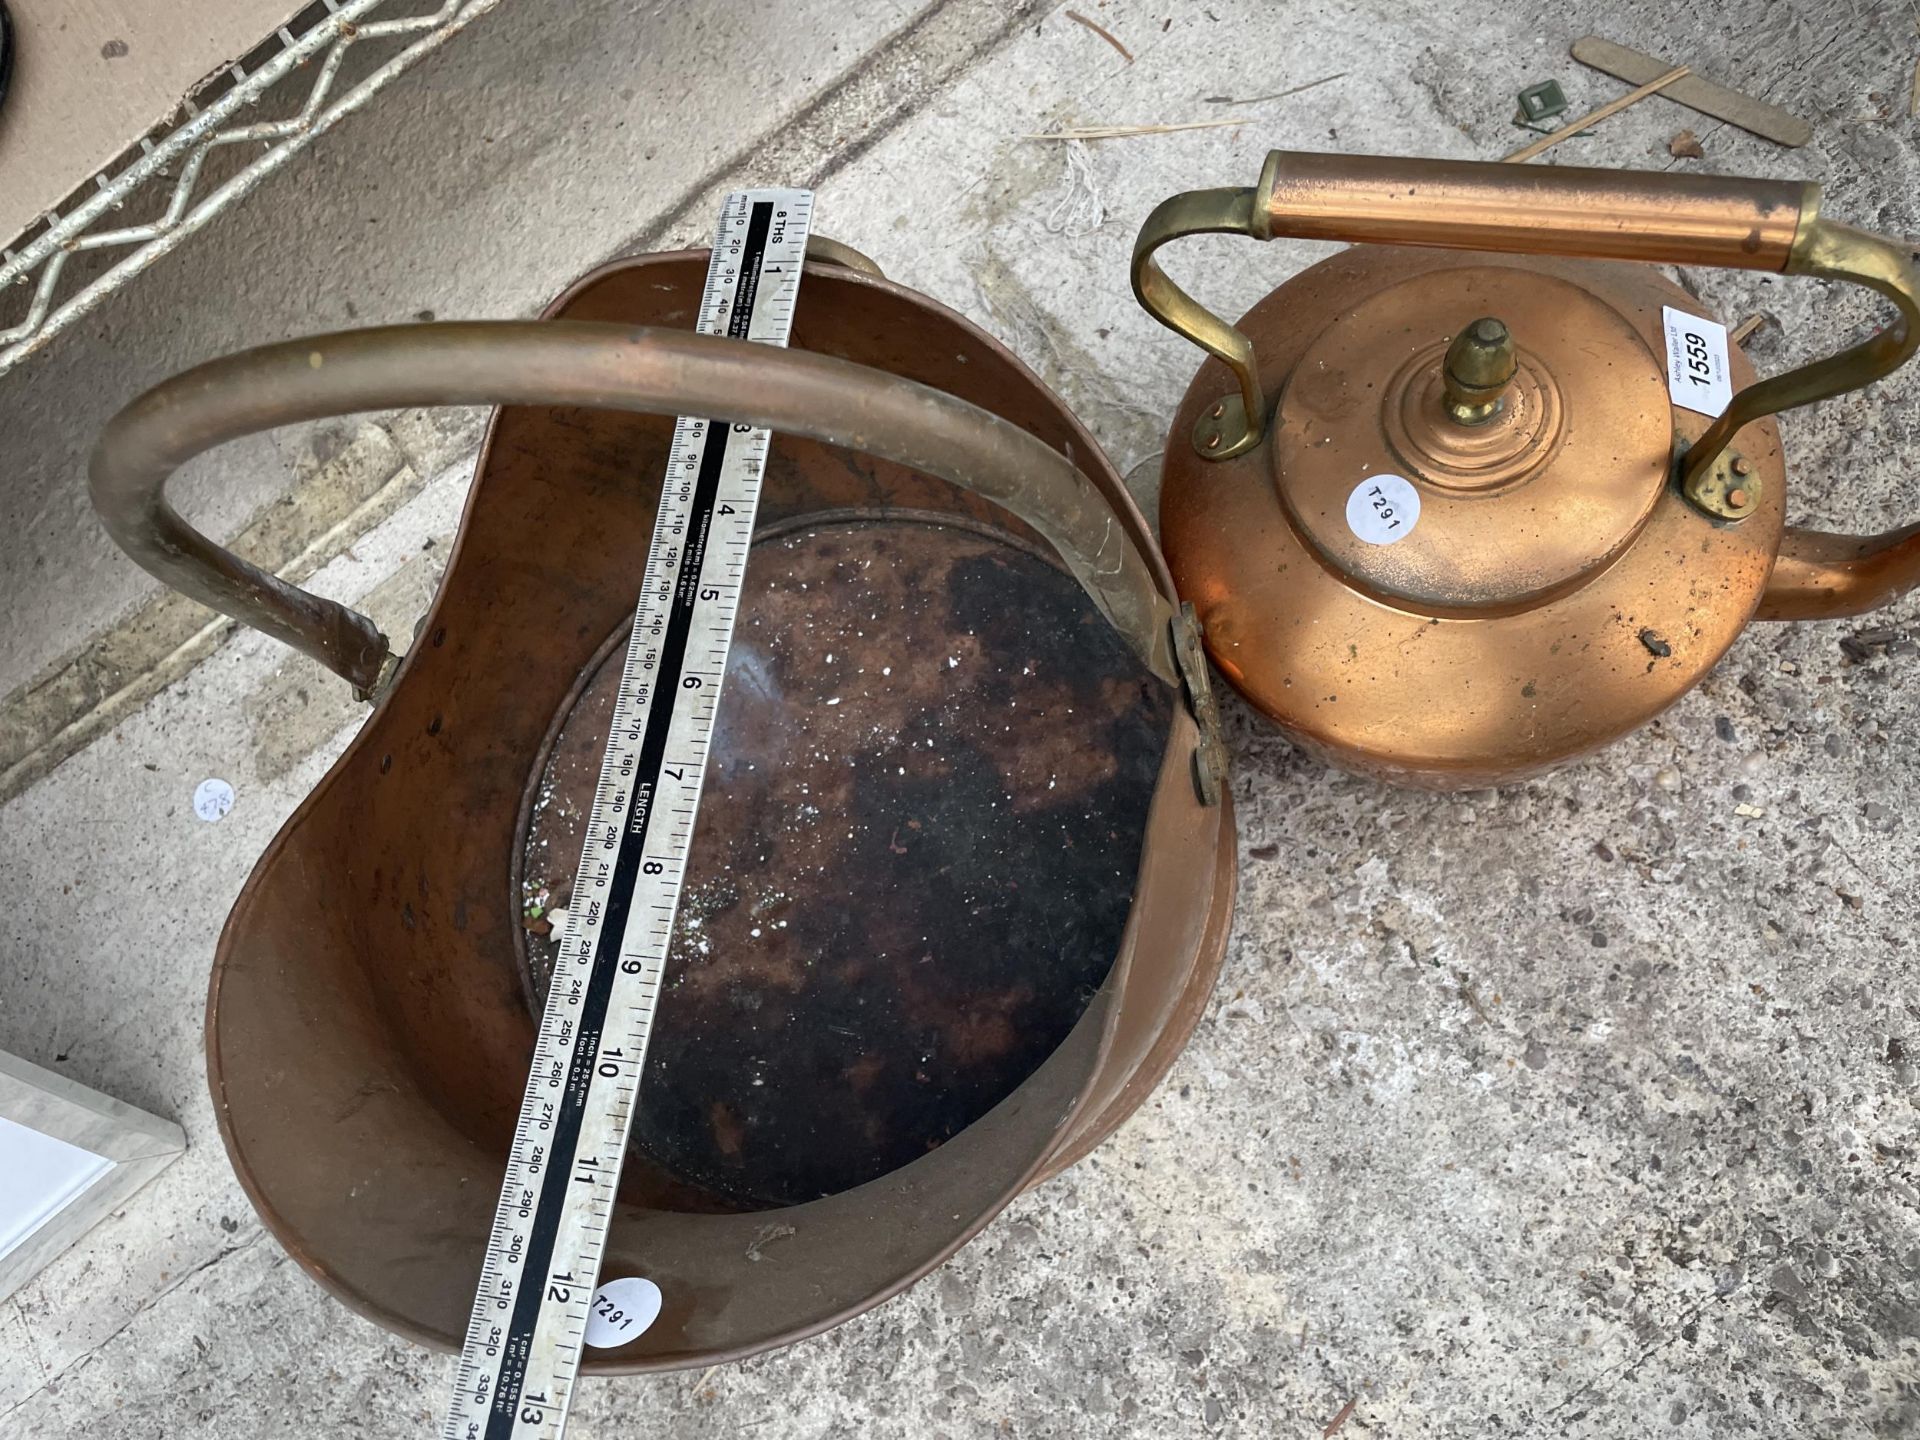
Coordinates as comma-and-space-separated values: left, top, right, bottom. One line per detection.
442, 187, 813, 1440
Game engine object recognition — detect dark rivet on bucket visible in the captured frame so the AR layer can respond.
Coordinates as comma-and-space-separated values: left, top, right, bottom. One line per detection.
380, 753, 392, 773
428, 715, 443, 736
432, 626, 447, 647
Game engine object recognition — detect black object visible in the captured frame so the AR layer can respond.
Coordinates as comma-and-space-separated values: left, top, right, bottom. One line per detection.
520, 521, 1171, 1209
0, 0, 14, 120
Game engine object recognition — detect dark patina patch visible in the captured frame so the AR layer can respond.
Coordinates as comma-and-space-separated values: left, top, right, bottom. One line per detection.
518, 519, 1170, 1210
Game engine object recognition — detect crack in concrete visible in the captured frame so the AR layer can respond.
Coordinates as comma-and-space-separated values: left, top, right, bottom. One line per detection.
1537, 1274, 1752, 1423
0, 1229, 270, 1426
0, 1296, 53, 1406
619, 0, 1053, 256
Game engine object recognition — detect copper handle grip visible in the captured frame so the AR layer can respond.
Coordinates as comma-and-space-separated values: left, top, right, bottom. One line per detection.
1254, 151, 1810, 267
90, 320, 1177, 697
1133, 154, 1919, 542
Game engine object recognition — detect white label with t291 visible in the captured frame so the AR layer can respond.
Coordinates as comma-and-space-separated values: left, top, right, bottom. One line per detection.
441, 187, 814, 1440
1346, 473, 1421, 545
1661, 306, 1732, 418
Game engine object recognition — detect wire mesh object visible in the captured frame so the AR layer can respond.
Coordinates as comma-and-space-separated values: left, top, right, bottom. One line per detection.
0, 0, 505, 378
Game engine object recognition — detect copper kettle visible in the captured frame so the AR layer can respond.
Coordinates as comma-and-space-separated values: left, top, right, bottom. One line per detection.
1134, 152, 1919, 788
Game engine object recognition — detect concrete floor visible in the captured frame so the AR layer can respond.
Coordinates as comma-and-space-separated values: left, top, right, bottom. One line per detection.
3, 0, 1918, 1435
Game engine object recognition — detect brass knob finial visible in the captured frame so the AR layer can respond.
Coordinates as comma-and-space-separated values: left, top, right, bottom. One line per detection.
1443, 317, 1517, 426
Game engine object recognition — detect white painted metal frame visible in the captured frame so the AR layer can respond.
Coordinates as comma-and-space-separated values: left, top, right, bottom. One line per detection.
0, 1050, 186, 1302
0, 0, 507, 379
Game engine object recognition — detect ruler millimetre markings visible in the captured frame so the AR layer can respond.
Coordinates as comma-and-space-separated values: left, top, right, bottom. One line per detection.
442, 188, 814, 1440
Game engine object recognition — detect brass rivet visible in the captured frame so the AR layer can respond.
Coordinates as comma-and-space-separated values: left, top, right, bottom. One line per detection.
1728, 487, 1750, 509
1204, 432, 1221, 450
1732, 456, 1753, 476
1210, 402, 1225, 419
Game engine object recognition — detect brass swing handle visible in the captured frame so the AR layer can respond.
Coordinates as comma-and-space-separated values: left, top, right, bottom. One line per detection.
90, 321, 1177, 698
1133, 151, 1920, 617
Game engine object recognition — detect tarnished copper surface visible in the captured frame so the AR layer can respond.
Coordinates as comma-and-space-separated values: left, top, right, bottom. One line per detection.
1160, 246, 1787, 788
1141, 154, 1920, 786
1257, 151, 1809, 270
197, 252, 1235, 1373
89, 319, 1179, 693
517, 518, 1171, 1209
1133, 152, 1917, 506
1759, 523, 1920, 620
1270, 266, 1671, 614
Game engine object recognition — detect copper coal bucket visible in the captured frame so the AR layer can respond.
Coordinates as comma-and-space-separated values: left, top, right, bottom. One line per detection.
88, 244, 1237, 1370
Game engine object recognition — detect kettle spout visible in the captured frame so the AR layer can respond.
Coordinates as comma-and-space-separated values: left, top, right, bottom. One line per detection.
1757, 522, 1920, 621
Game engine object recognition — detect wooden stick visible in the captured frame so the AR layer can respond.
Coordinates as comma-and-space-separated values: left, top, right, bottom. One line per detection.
1323, 1397, 1359, 1437
1573, 38, 1809, 147
1502, 65, 1690, 163
1024, 118, 1251, 141
1066, 10, 1132, 63
1204, 72, 1347, 105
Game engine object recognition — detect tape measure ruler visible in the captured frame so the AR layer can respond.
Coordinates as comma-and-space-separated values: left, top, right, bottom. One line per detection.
442, 187, 815, 1440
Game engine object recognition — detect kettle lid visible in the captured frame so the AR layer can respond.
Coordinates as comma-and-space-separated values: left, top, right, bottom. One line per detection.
1271, 263, 1671, 612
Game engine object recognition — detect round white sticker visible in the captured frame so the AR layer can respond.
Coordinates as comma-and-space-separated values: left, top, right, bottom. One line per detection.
1345, 473, 1420, 546
583, 1276, 662, 1349
192, 777, 235, 823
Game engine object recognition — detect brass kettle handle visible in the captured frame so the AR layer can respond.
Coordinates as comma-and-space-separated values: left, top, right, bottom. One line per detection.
90, 321, 1177, 697
1133, 151, 1920, 610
